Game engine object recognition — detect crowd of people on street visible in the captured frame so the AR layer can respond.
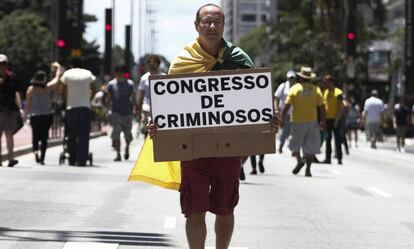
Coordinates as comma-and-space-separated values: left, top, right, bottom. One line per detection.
2, 3, 414, 249
0, 52, 165, 167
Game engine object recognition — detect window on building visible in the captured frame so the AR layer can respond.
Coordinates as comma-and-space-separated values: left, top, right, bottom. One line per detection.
241, 14, 256, 22
240, 3, 256, 11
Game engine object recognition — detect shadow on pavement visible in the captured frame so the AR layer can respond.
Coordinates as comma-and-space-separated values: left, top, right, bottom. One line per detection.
0, 227, 173, 247
240, 182, 274, 186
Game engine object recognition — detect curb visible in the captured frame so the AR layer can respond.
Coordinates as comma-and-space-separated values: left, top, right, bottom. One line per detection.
14, 131, 108, 158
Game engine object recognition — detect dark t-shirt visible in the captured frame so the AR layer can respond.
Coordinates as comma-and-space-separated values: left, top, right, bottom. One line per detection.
0, 75, 19, 112
394, 105, 409, 126
107, 78, 134, 116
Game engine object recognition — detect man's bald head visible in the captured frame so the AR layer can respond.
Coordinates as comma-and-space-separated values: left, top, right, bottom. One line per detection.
195, 3, 225, 24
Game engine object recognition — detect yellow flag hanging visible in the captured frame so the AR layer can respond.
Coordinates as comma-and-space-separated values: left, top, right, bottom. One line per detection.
128, 136, 181, 190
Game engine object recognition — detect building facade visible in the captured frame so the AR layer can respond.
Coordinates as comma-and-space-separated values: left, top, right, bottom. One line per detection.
221, 0, 277, 43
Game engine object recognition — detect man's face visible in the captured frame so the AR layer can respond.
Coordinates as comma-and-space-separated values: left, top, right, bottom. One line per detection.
287, 77, 295, 84
195, 5, 224, 43
324, 78, 333, 89
115, 71, 125, 79
147, 58, 160, 72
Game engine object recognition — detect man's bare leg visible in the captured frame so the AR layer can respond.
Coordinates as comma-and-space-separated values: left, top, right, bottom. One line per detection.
186, 212, 207, 249
5, 131, 14, 161
0, 132, 2, 165
215, 214, 234, 249
113, 139, 121, 161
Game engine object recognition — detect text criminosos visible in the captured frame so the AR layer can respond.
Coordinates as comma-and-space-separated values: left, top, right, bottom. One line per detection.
152, 74, 273, 129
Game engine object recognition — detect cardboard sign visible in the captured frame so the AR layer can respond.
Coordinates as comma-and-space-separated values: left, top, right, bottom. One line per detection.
149, 68, 276, 162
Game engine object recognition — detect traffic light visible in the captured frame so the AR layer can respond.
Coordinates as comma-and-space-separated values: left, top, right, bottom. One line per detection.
347, 32, 355, 41
68, 0, 83, 58
346, 30, 356, 57
104, 8, 113, 76
56, 39, 66, 48
123, 72, 131, 79
346, 0, 356, 57
124, 25, 131, 73
56, 0, 69, 63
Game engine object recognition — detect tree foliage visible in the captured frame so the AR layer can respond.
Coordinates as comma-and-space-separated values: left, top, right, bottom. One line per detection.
0, 0, 101, 89
0, 11, 50, 85
239, 0, 387, 86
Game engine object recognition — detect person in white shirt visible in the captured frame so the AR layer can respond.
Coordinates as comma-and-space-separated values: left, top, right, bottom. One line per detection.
61, 58, 96, 166
274, 70, 296, 153
362, 90, 384, 149
136, 55, 165, 136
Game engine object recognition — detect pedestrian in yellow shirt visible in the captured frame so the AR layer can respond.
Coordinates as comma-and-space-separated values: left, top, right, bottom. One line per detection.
281, 67, 326, 177
322, 75, 344, 165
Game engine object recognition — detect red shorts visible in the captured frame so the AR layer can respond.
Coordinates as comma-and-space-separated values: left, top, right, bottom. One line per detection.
179, 157, 241, 217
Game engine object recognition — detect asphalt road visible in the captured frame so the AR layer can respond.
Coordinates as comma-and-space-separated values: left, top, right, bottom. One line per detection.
0, 132, 413, 249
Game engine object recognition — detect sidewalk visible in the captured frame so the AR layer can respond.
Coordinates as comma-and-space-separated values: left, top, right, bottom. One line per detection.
1, 124, 110, 158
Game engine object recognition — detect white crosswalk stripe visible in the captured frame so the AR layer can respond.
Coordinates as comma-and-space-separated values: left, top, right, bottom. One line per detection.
206, 247, 248, 249
164, 216, 177, 229
367, 187, 392, 198
62, 242, 119, 249
330, 169, 342, 175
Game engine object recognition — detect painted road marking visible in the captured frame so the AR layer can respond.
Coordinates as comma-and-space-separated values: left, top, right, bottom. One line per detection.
164, 216, 176, 229
330, 169, 342, 175
62, 242, 119, 249
368, 187, 392, 198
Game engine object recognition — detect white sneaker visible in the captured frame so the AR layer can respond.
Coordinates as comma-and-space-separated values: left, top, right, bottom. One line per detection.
401, 147, 406, 153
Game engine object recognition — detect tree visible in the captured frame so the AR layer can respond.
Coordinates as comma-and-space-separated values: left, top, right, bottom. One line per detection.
239, 0, 387, 88
0, 0, 102, 88
0, 11, 50, 87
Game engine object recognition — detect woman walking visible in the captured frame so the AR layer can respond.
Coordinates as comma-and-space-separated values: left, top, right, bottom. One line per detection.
24, 66, 62, 164
0, 54, 23, 167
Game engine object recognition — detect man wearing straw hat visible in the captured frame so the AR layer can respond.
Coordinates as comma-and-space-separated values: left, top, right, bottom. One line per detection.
280, 66, 325, 177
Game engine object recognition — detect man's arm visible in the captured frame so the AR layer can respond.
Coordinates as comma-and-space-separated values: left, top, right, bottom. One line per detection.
280, 103, 291, 129
136, 90, 145, 119
129, 83, 138, 114
89, 82, 97, 102
24, 86, 33, 116
46, 64, 64, 90
411, 109, 414, 125
334, 95, 344, 127
274, 97, 281, 113
105, 86, 112, 109
273, 83, 284, 113
392, 107, 398, 129
318, 105, 326, 129
15, 91, 22, 111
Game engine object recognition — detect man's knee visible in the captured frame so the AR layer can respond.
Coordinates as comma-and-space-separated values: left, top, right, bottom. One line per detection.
187, 212, 206, 223
215, 213, 234, 221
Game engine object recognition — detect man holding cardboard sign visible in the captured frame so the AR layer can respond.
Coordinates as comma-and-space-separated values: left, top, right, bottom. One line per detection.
146, 4, 279, 249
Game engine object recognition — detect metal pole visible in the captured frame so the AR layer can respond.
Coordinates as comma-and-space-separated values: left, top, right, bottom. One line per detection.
130, 0, 134, 59
112, 0, 115, 48
405, 0, 414, 95
138, 0, 143, 59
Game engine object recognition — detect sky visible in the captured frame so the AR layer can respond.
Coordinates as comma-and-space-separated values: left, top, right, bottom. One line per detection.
84, 0, 220, 62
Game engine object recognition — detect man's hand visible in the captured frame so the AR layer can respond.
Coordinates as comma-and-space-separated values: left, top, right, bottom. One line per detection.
147, 119, 157, 139
334, 118, 339, 128
320, 120, 326, 130
270, 112, 280, 133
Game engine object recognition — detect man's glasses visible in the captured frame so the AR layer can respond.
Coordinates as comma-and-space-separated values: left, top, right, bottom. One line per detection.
199, 20, 223, 27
